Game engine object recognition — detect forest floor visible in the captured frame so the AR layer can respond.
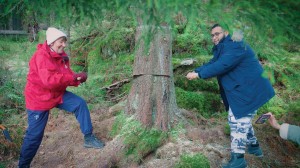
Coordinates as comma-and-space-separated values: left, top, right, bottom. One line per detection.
4, 104, 300, 168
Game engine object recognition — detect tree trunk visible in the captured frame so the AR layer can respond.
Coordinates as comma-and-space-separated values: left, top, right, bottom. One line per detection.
125, 25, 179, 131
8, 14, 13, 30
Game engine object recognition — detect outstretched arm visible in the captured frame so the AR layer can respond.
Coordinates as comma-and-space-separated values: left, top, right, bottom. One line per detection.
267, 112, 300, 145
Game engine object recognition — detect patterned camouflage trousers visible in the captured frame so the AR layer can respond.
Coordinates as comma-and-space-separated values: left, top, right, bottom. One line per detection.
228, 107, 258, 153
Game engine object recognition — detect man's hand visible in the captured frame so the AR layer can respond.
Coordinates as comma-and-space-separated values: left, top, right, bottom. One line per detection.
186, 72, 199, 80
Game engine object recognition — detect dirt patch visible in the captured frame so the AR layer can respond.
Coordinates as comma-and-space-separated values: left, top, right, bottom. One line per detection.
4, 107, 300, 168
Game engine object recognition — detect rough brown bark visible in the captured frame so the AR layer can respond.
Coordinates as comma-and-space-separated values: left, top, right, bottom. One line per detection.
125, 25, 179, 131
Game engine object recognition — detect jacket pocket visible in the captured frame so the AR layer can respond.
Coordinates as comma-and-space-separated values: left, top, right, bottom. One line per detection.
31, 87, 54, 102
222, 81, 240, 91
230, 81, 258, 105
231, 87, 252, 105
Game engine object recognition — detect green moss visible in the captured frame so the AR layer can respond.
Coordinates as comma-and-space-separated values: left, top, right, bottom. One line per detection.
173, 28, 210, 55
175, 87, 222, 118
87, 49, 102, 74
258, 95, 287, 116
175, 76, 219, 93
287, 100, 300, 122
288, 100, 300, 114
175, 153, 210, 168
124, 127, 167, 162
110, 112, 168, 163
110, 111, 126, 137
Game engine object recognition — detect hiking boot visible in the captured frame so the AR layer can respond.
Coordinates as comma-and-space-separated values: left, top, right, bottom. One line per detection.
247, 143, 263, 157
222, 153, 247, 168
84, 134, 105, 149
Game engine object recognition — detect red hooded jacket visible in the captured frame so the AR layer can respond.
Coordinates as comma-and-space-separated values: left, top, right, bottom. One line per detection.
25, 41, 80, 110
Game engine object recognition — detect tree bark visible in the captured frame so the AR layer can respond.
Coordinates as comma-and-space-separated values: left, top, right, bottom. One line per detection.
125, 25, 179, 131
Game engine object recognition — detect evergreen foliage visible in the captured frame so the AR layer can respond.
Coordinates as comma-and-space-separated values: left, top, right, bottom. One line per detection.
2, 0, 299, 44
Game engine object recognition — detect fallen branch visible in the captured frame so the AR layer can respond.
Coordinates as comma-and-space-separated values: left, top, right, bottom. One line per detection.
101, 79, 131, 91
70, 32, 100, 44
109, 91, 127, 102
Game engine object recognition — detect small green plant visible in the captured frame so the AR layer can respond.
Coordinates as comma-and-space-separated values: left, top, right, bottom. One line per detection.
224, 123, 230, 136
0, 124, 25, 165
50, 108, 60, 118
110, 111, 127, 137
169, 121, 185, 140
175, 153, 210, 168
0, 68, 25, 123
0, 162, 7, 168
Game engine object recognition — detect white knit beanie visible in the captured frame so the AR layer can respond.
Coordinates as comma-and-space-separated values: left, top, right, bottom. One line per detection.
46, 27, 67, 45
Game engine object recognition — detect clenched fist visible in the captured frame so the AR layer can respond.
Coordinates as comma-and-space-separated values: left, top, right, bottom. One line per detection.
73, 72, 88, 83
186, 72, 199, 80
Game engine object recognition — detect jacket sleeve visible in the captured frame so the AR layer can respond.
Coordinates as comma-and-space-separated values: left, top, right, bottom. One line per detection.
35, 52, 77, 89
279, 123, 300, 145
194, 57, 216, 74
198, 43, 246, 79
66, 61, 80, 86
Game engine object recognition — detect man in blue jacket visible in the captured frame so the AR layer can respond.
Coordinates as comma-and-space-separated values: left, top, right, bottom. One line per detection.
186, 24, 275, 168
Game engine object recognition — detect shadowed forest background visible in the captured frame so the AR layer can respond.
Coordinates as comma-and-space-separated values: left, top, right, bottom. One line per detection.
0, 0, 299, 167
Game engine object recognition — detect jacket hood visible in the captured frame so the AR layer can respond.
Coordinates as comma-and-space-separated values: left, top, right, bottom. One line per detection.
231, 30, 244, 42
222, 35, 232, 43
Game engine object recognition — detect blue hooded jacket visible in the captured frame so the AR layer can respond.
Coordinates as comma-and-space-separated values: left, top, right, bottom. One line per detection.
195, 35, 275, 119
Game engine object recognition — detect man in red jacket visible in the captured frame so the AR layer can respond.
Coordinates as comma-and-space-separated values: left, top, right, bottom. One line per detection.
18, 27, 104, 168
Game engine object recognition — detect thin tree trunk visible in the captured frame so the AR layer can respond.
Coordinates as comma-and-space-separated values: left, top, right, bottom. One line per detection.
125, 25, 179, 131
8, 14, 13, 30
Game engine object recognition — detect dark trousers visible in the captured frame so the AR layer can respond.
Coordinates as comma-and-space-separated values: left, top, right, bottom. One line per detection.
18, 91, 93, 167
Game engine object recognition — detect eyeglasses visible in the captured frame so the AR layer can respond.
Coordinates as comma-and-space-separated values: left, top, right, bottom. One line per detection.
211, 32, 223, 38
